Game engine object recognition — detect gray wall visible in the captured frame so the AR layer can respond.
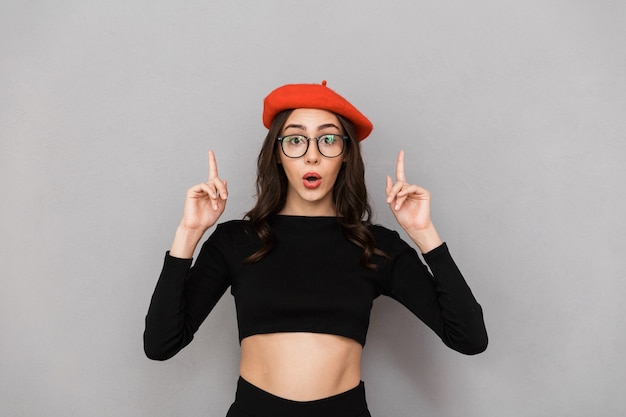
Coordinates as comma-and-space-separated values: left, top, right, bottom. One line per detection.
2, 1, 624, 416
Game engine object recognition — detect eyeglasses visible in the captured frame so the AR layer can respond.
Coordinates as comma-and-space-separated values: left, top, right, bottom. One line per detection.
277, 134, 349, 158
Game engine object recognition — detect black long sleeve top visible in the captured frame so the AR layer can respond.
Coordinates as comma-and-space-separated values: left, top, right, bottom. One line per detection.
144, 215, 487, 360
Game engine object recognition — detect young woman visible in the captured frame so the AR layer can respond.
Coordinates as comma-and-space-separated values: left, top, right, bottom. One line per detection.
144, 81, 488, 417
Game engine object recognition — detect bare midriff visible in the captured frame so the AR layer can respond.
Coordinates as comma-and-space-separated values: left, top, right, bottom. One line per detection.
239, 332, 363, 401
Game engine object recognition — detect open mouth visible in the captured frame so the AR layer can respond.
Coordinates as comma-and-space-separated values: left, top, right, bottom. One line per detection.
303, 172, 321, 181
303, 172, 322, 188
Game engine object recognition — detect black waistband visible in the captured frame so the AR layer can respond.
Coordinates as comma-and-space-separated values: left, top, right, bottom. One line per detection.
231, 376, 369, 417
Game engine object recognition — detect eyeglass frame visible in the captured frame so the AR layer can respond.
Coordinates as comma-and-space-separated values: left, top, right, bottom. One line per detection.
276, 134, 350, 159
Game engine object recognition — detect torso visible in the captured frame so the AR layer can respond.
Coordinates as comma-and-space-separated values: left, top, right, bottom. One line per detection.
205, 216, 408, 399
240, 332, 362, 401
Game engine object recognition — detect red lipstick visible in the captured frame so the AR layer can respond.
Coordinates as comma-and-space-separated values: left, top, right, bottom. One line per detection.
302, 172, 322, 189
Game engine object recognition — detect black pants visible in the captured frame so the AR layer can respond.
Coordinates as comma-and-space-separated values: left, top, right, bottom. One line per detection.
225, 377, 372, 417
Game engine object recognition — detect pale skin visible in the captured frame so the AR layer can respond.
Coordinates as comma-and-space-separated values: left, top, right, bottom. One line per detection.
169, 109, 442, 400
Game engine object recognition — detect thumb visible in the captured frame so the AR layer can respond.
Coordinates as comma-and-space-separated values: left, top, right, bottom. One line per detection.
385, 176, 394, 203
385, 175, 393, 193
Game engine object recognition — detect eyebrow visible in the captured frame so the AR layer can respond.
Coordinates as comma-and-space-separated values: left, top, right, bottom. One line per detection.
282, 123, 342, 132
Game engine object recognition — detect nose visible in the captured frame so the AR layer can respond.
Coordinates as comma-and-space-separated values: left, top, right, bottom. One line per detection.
304, 138, 321, 164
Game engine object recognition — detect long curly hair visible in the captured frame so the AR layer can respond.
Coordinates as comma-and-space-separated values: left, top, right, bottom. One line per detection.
245, 109, 385, 268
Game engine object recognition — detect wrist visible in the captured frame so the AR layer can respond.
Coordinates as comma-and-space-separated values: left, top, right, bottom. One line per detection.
169, 225, 206, 258
176, 223, 208, 237
406, 224, 443, 254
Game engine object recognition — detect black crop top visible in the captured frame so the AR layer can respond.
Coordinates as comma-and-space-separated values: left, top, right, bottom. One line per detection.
144, 215, 487, 360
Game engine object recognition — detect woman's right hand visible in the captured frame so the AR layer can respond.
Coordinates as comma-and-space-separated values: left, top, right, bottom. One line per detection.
180, 150, 228, 232
169, 151, 228, 258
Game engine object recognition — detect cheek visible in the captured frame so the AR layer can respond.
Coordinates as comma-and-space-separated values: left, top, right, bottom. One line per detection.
280, 160, 298, 180
277, 149, 293, 169
334, 157, 346, 174
328, 161, 345, 183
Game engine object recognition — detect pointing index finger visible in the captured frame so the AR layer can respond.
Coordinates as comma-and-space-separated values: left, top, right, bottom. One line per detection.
208, 150, 219, 181
395, 150, 406, 182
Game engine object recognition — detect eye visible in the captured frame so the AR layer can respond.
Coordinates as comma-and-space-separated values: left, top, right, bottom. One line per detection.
285, 135, 306, 145
319, 135, 336, 146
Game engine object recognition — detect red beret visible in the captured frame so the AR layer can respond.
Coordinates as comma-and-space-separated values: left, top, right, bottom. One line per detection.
263, 80, 373, 141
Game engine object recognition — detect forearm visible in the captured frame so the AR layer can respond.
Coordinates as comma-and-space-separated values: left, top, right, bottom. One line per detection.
169, 225, 207, 259
144, 254, 195, 360
145, 231, 231, 360
422, 244, 488, 354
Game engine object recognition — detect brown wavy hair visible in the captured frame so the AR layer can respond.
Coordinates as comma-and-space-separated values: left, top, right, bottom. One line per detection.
245, 109, 386, 268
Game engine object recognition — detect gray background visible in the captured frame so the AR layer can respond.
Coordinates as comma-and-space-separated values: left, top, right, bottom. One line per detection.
1, 1, 625, 416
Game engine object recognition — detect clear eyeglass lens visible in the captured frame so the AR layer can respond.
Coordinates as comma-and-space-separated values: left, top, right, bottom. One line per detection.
281, 135, 344, 158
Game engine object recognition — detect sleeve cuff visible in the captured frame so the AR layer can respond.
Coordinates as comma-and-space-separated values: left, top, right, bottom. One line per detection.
163, 251, 193, 271
422, 242, 448, 259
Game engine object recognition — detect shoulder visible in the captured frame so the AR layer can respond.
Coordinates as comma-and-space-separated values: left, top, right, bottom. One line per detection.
199, 219, 261, 262
215, 219, 252, 232
367, 223, 397, 240
367, 223, 414, 256
209, 219, 258, 245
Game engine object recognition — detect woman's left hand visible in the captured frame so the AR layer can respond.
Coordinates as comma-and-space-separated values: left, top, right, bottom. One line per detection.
386, 150, 434, 233
386, 151, 443, 253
